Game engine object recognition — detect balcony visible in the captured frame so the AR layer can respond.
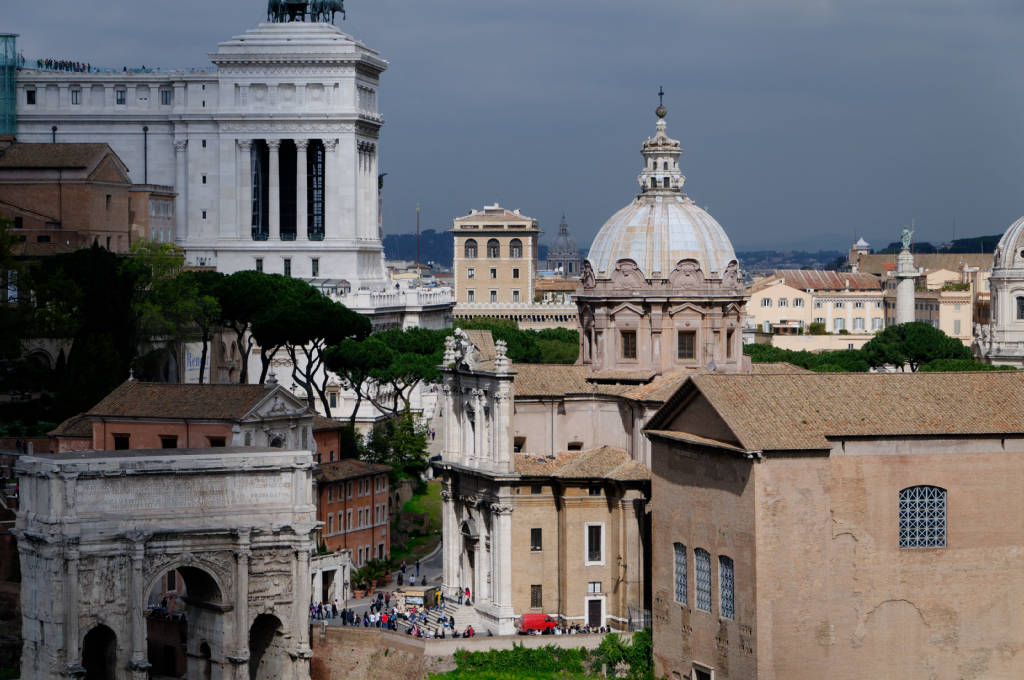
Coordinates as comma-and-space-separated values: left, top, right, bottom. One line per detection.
251, 230, 268, 241
308, 231, 325, 241
280, 233, 297, 241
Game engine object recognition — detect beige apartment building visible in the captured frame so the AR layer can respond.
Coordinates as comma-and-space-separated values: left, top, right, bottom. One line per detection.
747, 270, 885, 335
647, 371, 1024, 680
452, 203, 540, 306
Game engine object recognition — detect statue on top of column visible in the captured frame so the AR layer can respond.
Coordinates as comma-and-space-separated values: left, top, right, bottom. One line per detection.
267, 0, 346, 23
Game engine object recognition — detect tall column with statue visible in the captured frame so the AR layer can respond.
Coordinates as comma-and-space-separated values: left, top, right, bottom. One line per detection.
895, 227, 917, 325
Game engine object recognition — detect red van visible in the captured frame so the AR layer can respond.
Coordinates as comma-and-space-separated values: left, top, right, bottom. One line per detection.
517, 613, 558, 634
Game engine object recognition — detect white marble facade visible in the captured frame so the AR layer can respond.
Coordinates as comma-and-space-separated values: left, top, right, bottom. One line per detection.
16, 21, 388, 289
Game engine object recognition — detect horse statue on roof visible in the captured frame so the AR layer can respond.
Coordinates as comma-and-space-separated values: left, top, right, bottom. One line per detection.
267, 0, 345, 22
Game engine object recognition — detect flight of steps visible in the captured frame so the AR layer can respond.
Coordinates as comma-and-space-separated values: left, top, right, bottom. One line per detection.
409, 602, 485, 636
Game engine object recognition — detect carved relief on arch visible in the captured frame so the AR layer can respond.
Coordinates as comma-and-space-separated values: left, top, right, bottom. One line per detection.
612, 259, 647, 289
669, 259, 704, 289
581, 261, 597, 289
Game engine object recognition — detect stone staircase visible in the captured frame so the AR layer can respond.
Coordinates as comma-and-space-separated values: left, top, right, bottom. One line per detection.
405, 601, 485, 636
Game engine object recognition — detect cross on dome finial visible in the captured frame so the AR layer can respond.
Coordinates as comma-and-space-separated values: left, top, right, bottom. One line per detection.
656, 86, 667, 119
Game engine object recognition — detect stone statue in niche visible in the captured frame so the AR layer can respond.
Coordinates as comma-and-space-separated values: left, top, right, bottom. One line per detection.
612, 259, 646, 289
669, 259, 703, 289
581, 262, 597, 289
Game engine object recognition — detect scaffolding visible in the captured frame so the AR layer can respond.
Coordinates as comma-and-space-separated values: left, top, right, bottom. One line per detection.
0, 34, 17, 137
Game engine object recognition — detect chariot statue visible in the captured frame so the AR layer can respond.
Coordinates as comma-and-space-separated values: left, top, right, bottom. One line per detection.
267, 0, 346, 23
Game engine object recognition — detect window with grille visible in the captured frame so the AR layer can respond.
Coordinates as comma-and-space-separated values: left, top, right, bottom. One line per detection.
531, 528, 542, 551
695, 548, 711, 612
719, 556, 734, 619
677, 331, 695, 360
899, 485, 946, 548
531, 585, 542, 608
621, 331, 637, 359
673, 543, 686, 604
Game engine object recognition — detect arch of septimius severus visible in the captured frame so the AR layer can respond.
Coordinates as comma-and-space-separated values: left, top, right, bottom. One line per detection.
14, 447, 318, 680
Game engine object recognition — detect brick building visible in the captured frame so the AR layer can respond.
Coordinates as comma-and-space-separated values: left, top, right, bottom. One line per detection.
646, 371, 1024, 680
315, 459, 391, 566
0, 138, 175, 253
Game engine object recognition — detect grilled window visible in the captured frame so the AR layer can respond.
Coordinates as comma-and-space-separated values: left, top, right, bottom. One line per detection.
530, 528, 542, 551
719, 555, 734, 619
678, 331, 695, 360
673, 543, 687, 604
531, 585, 542, 608
899, 486, 946, 548
695, 548, 711, 612
621, 331, 637, 359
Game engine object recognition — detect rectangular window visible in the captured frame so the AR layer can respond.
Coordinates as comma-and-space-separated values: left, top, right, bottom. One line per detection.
284, 258, 291, 277
512, 290, 520, 302
490, 268, 497, 279
761, 298, 771, 307
834, 318, 845, 331
207, 436, 226, 447
854, 301, 865, 309
673, 543, 687, 604
347, 482, 353, 498
677, 331, 695, 360
201, 174, 207, 184
328, 487, 335, 502
530, 584, 543, 608
1016, 296, 1024, 320
329, 392, 337, 408
874, 301, 883, 309
530, 528, 542, 551
255, 258, 263, 273
160, 89, 172, 105
834, 301, 845, 309
467, 289, 475, 302
793, 298, 804, 307
720, 556, 734, 619
512, 268, 520, 279
899, 485, 947, 548
530, 483, 542, 494
160, 435, 178, 449
621, 330, 637, 359
814, 317, 825, 324
814, 301, 823, 309
695, 548, 711, 612
70, 89, 81, 105
346, 509, 352, 530
467, 267, 475, 279
778, 298, 788, 307
26, 89, 36, 105
872, 317, 883, 330
201, 210, 207, 220
113, 434, 130, 450
853, 317, 864, 331
588, 581, 601, 594
166, 570, 177, 592
115, 88, 126, 105
328, 515, 333, 533
954, 319, 961, 335
312, 258, 320, 278
586, 524, 604, 564
490, 290, 497, 302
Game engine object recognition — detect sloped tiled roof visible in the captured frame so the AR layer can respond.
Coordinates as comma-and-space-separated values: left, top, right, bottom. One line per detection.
514, 446, 649, 481
513, 364, 594, 397
750, 362, 814, 375
0, 143, 112, 169
667, 372, 1024, 452
313, 415, 346, 432
48, 413, 92, 438
316, 459, 391, 482
753, 270, 881, 292
621, 371, 691, 402
86, 381, 287, 420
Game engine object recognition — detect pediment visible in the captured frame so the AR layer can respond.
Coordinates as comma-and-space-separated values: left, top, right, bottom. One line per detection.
668, 302, 706, 317
610, 302, 645, 318
246, 386, 309, 421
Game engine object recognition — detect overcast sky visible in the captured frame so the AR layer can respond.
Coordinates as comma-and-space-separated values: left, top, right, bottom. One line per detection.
10, 0, 1024, 251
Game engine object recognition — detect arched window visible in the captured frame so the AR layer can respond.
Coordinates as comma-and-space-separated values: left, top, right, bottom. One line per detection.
663, 160, 669, 170
673, 543, 687, 604
719, 555, 734, 619
694, 548, 711, 612
464, 239, 478, 258
1017, 296, 1024, 320
510, 238, 523, 258
487, 239, 500, 258
899, 485, 946, 548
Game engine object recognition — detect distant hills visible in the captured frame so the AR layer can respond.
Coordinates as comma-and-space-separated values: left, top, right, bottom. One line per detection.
875, 234, 1002, 255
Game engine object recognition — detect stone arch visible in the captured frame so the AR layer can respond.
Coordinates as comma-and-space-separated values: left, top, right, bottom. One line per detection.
81, 623, 117, 680
145, 562, 228, 678
249, 613, 288, 680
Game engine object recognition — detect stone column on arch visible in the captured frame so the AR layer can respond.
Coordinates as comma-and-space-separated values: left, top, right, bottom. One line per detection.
127, 536, 151, 679
233, 529, 251, 664
237, 140, 253, 239
174, 139, 188, 242
63, 538, 85, 676
267, 140, 281, 241
295, 140, 309, 240
323, 138, 339, 240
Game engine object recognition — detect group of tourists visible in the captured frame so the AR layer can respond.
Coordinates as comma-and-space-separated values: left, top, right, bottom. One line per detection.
35, 59, 92, 72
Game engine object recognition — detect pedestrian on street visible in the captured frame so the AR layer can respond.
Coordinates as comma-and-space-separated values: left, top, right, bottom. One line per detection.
416, 559, 421, 577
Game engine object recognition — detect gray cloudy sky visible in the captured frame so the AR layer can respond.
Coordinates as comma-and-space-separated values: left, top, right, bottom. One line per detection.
10, 0, 1024, 251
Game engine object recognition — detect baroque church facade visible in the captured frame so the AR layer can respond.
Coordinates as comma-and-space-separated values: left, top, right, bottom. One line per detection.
435, 105, 752, 634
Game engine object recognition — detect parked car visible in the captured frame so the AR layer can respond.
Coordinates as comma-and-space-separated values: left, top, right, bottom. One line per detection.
516, 613, 557, 634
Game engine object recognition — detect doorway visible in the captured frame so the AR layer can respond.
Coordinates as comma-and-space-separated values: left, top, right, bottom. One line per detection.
587, 599, 602, 628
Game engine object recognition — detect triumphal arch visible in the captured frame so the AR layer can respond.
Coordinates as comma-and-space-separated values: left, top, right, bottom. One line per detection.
14, 447, 318, 680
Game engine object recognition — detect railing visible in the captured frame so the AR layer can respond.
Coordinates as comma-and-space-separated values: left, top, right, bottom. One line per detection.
251, 230, 269, 241
280, 232, 297, 241
308, 231, 325, 241
626, 606, 651, 632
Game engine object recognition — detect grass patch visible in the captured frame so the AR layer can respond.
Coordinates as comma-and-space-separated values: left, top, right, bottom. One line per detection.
404, 480, 442, 524
390, 480, 442, 565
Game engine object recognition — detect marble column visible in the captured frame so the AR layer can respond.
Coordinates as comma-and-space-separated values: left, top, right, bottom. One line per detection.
63, 540, 84, 675
128, 539, 150, 678
296, 548, 312, 650
494, 508, 512, 610
441, 491, 457, 590
237, 140, 252, 239
267, 140, 281, 241
324, 139, 339, 240
174, 139, 188, 242
234, 530, 251, 662
295, 140, 308, 240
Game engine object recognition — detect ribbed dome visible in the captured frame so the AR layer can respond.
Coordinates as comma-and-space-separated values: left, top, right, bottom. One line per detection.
994, 216, 1024, 270
587, 195, 736, 277
586, 109, 737, 279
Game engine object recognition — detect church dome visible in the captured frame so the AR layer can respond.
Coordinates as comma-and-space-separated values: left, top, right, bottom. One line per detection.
993, 216, 1024, 270
586, 107, 737, 279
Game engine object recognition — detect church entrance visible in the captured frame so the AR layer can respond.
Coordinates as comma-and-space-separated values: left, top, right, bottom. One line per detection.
81, 624, 116, 680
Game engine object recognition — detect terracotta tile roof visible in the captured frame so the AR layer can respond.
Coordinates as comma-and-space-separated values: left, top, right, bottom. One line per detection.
513, 364, 595, 397
85, 381, 289, 420
11, 240, 78, 257
657, 372, 1024, 452
48, 413, 92, 438
0, 143, 112, 169
316, 459, 391, 482
313, 415, 346, 431
588, 369, 656, 383
753, 270, 881, 292
514, 446, 649, 481
644, 430, 746, 453
621, 371, 692, 402
750, 362, 814, 375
